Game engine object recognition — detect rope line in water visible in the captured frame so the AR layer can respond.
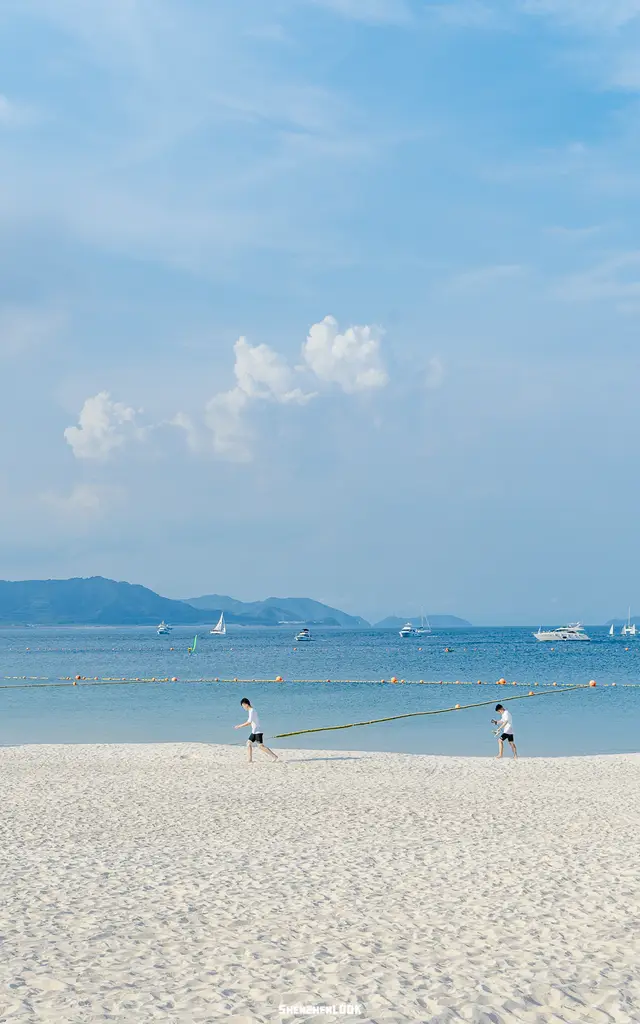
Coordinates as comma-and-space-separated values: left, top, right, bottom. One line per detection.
0, 677, 633, 690
273, 684, 588, 738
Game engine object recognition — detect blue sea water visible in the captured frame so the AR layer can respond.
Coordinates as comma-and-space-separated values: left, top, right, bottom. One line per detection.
1, 625, 638, 756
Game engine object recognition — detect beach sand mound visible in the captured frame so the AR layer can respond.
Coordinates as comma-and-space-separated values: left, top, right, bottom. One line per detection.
1, 744, 639, 1023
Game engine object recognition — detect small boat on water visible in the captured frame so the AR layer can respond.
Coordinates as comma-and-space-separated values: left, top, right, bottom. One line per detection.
609, 624, 615, 636
415, 610, 431, 635
399, 622, 416, 637
621, 608, 637, 636
157, 621, 171, 635
295, 628, 313, 642
533, 623, 590, 642
210, 613, 226, 636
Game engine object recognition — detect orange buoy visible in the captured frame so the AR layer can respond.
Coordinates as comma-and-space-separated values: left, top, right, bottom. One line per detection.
455, 703, 461, 709
612, 682, 617, 687
552, 681, 557, 686
390, 676, 398, 683
589, 680, 596, 687
420, 679, 425, 684
72, 680, 77, 686
326, 679, 331, 683
380, 679, 385, 683
75, 674, 81, 680
528, 690, 534, 696
478, 680, 482, 684
275, 675, 283, 682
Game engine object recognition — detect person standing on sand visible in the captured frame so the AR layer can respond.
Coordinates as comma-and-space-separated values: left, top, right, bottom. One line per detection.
234, 698, 278, 763
492, 704, 518, 759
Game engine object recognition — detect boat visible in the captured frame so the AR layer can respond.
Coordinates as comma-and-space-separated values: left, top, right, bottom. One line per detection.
294, 628, 313, 642
210, 613, 226, 636
399, 622, 416, 637
609, 624, 615, 636
157, 621, 171, 635
414, 610, 432, 635
621, 608, 637, 637
533, 623, 590, 642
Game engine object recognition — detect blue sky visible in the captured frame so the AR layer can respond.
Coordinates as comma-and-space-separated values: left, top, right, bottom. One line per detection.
1, 0, 640, 624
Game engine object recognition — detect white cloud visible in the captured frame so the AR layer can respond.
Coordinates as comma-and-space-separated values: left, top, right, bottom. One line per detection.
309, 0, 412, 24
233, 336, 314, 404
64, 392, 144, 460
42, 483, 120, 520
302, 315, 388, 393
557, 251, 640, 304
521, 0, 640, 32
204, 387, 252, 462
0, 306, 61, 356
425, 356, 445, 389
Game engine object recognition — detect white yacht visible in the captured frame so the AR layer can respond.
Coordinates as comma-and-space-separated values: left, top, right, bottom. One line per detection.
533, 623, 590, 642
621, 608, 637, 636
210, 613, 226, 636
399, 622, 416, 637
294, 628, 313, 642
157, 621, 171, 635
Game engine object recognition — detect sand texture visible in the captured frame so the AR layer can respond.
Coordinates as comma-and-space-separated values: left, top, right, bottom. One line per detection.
1, 743, 640, 1023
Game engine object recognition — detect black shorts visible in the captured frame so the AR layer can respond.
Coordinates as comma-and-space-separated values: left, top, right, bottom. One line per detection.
501, 733, 514, 742
248, 733, 263, 744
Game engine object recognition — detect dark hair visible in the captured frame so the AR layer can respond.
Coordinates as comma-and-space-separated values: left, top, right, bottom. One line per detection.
241, 698, 251, 707
495, 704, 504, 712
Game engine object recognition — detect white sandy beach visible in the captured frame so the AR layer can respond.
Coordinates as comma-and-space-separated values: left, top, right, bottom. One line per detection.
1, 744, 640, 1024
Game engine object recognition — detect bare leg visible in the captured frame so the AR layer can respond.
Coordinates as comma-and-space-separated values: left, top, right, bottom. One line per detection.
496, 737, 504, 759
509, 740, 518, 759
247, 740, 254, 763
258, 743, 278, 761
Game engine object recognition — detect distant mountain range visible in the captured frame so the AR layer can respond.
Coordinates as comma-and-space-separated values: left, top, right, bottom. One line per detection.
374, 615, 472, 628
0, 577, 369, 626
0, 576, 470, 628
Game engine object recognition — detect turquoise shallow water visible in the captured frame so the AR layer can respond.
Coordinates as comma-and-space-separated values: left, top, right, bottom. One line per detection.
1, 625, 638, 755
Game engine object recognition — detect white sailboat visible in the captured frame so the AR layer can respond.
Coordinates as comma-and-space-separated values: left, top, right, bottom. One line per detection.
621, 608, 637, 637
415, 609, 432, 635
210, 612, 226, 636
609, 623, 615, 636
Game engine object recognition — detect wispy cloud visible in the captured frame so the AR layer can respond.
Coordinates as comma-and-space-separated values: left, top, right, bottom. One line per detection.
557, 250, 640, 305
0, 306, 62, 356
309, 0, 412, 24
41, 483, 122, 521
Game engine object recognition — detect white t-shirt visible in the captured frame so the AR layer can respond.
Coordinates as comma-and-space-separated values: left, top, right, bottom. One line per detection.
499, 710, 513, 734
248, 707, 261, 734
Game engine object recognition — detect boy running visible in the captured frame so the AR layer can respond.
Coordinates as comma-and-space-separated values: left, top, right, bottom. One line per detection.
492, 704, 518, 759
234, 698, 278, 763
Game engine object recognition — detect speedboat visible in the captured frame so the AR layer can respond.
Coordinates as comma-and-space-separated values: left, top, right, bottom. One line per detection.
157, 621, 171, 635
399, 622, 416, 637
294, 628, 313, 642
533, 623, 590, 642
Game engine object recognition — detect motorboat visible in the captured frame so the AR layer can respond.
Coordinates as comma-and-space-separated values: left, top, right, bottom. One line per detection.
621, 608, 637, 636
157, 621, 171, 635
399, 622, 416, 637
210, 612, 226, 636
294, 628, 313, 642
533, 623, 590, 642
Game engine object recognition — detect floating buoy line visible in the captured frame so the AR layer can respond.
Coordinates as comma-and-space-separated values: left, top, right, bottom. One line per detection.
0, 675, 632, 690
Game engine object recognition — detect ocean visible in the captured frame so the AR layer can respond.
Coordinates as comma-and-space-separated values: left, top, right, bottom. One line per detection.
1, 625, 638, 756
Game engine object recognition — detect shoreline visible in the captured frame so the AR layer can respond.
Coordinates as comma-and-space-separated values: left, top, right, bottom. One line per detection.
3, 743, 640, 1022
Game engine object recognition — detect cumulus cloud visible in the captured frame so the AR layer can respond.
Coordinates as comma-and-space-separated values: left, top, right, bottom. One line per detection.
301, 315, 388, 393
64, 392, 144, 460
204, 388, 252, 462
69, 317, 389, 465
233, 336, 314, 404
